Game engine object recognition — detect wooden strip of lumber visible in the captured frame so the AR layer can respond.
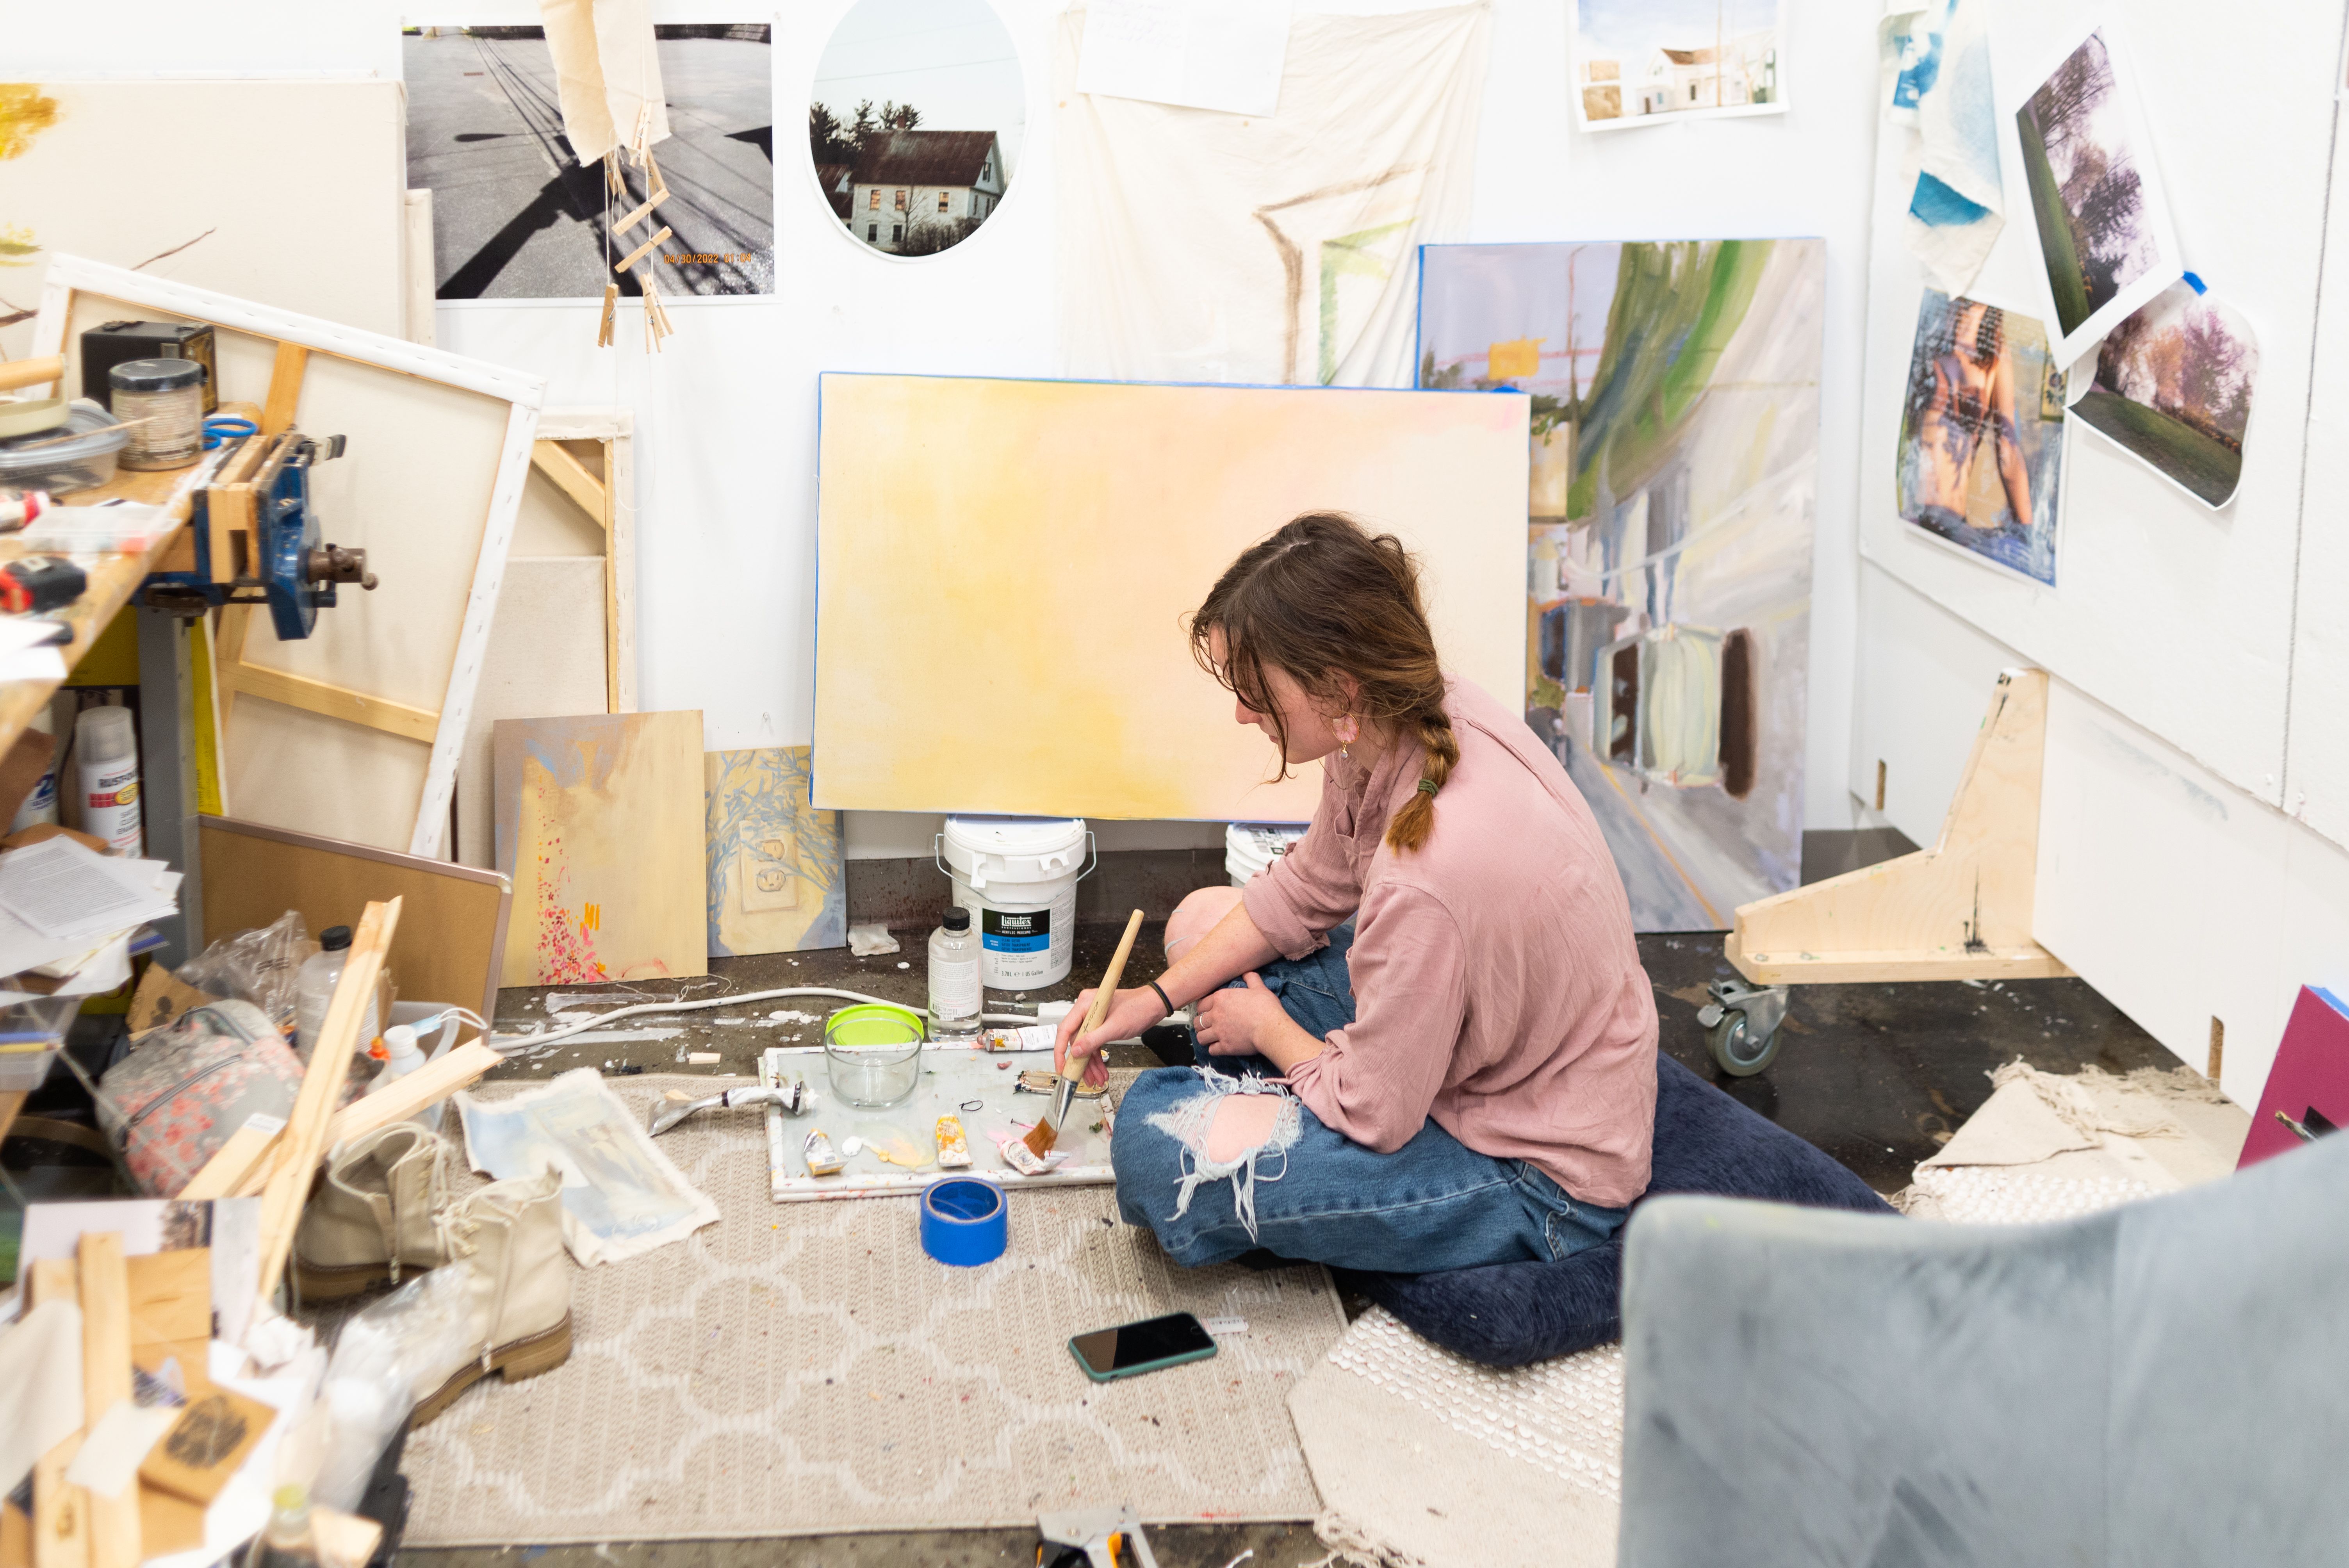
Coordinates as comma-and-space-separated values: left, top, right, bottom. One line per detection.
76, 1235, 138, 1568
324, 1041, 499, 1147
176, 1115, 282, 1201
1723, 931, 2073, 985
253, 899, 401, 1296
613, 226, 671, 274
260, 343, 308, 437
214, 605, 253, 728
529, 441, 607, 530
600, 438, 620, 710
205, 482, 253, 588
0, 356, 65, 394
26, 1261, 86, 1568
229, 663, 440, 743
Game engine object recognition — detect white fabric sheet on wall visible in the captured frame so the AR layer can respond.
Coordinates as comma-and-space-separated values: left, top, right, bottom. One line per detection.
1054, 1, 1492, 389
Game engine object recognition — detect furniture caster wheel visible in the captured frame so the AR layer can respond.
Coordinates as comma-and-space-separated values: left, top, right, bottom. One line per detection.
1696, 978, 1790, 1078
1706, 1008, 1780, 1076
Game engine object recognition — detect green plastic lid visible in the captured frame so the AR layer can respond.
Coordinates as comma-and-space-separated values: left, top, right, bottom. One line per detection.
823, 1002, 923, 1047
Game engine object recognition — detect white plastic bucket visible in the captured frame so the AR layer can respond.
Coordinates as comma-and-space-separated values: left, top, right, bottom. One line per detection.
1226, 822, 1308, 886
937, 816, 1094, 990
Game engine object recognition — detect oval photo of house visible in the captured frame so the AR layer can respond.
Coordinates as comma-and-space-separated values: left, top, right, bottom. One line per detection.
809, 0, 1024, 258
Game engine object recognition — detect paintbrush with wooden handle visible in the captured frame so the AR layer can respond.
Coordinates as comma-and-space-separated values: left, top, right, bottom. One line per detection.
1025, 907, 1145, 1161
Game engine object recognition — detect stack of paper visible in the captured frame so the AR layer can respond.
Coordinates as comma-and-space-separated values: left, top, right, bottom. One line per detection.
0, 616, 68, 685
0, 835, 180, 998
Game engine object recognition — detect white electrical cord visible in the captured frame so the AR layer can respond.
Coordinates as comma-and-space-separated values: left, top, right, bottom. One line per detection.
487, 987, 1042, 1055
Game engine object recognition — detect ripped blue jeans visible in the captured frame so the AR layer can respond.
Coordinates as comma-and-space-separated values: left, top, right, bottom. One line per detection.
1111, 919, 1631, 1274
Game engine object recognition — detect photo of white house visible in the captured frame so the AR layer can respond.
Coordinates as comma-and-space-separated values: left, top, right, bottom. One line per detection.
1575, 0, 1784, 130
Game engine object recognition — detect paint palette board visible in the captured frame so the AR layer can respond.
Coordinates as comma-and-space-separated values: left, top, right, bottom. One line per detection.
760, 1043, 1116, 1202
494, 711, 708, 987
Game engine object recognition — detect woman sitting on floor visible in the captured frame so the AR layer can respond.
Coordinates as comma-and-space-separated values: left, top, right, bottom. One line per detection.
1053, 512, 1660, 1273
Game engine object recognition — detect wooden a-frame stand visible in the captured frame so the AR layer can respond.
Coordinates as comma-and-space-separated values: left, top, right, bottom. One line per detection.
1727, 667, 2073, 985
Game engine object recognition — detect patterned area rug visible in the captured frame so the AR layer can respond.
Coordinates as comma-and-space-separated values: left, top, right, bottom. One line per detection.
393, 1074, 1342, 1543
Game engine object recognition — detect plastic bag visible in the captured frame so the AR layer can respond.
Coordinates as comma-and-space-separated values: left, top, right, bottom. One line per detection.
176, 910, 315, 1041
311, 1263, 476, 1510
96, 998, 301, 1196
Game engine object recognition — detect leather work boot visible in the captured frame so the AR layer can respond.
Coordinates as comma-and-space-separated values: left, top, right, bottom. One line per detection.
293, 1124, 453, 1299
411, 1167, 574, 1426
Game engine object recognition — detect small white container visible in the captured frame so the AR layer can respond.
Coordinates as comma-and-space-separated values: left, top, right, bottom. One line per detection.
937, 816, 1093, 990
1226, 822, 1308, 886
74, 706, 142, 856
10, 707, 58, 832
927, 907, 983, 1039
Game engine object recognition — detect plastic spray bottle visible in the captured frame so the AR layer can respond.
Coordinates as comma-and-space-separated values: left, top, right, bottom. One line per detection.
74, 706, 141, 855
9, 707, 57, 832
294, 925, 380, 1060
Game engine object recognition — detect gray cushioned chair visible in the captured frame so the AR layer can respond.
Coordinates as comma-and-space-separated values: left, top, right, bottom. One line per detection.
1617, 1130, 2349, 1566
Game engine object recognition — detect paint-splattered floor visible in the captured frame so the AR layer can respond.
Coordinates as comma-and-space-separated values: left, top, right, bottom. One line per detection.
412, 922, 2181, 1566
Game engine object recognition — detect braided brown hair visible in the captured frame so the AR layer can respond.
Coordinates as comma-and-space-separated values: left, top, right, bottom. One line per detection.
1189, 513, 1458, 853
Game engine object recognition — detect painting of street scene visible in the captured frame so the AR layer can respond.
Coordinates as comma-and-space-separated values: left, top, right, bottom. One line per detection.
2076, 280, 2257, 509
1574, 0, 1784, 132
1418, 239, 1823, 931
2016, 25, 2179, 357
405, 25, 774, 299
1895, 289, 2067, 585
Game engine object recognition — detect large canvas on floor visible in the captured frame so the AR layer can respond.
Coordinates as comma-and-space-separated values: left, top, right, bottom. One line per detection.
494, 711, 707, 987
1417, 239, 1824, 931
812, 375, 1529, 821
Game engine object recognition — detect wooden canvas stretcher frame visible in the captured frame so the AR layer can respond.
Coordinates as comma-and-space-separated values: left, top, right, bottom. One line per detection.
526, 409, 637, 713
29, 255, 546, 857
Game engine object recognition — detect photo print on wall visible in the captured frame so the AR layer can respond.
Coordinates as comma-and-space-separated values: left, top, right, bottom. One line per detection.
2013, 22, 2181, 363
1574, 0, 1786, 133
811, 0, 1023, 259
1417, 239, 1825, 932
1895, 289, 2066, 586
405, 24, 774, 299
2074, 278, 2258, 510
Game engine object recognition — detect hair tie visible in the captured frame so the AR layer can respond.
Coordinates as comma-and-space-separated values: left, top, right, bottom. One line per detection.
1416, 778, 1440, 798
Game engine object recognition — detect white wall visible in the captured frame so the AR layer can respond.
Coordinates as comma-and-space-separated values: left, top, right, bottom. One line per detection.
1852, 561, 2349, 1108
11, 0, 1881, 863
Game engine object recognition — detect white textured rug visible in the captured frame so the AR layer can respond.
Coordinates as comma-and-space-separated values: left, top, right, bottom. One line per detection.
396, 1074, 1343, 1543
1289, 1310, 1624, 1568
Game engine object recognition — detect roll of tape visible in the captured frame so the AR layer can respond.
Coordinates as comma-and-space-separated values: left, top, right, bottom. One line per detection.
920, 1176, 1007, 1267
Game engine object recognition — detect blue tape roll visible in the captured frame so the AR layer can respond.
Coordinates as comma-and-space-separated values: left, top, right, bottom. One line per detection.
920, 1176, 1007, 1267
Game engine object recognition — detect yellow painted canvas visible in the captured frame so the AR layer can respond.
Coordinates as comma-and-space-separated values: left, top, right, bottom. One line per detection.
494, 711, 708, 987
813, 375, 1530, 820
705, 747, 845, 956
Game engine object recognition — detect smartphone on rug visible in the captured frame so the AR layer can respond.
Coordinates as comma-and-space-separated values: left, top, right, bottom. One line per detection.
1068, 1311, 1219, 1383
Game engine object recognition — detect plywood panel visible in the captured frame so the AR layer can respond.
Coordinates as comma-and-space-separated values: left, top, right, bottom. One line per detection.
0, 80, 405, 362
494, 712, 706, 986
1854, 0, 2337, 808
199, 815, 509, 1022
812, 374, 1529, 820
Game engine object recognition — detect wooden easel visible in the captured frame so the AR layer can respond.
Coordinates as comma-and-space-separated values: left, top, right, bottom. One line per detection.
1727, 668, 2072, 985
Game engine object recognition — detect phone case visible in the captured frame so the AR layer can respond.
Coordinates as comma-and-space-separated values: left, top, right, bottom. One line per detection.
1066, 1335, 1219, 1383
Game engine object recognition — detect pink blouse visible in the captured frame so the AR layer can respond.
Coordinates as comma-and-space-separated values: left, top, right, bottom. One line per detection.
1240, 677, 1659, 1207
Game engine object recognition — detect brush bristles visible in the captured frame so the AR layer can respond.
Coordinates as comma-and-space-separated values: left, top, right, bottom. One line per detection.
1021, 1111, 1059, 1158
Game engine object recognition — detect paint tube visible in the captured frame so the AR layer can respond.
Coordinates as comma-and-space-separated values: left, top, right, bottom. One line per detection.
936, 1115, 972, 1169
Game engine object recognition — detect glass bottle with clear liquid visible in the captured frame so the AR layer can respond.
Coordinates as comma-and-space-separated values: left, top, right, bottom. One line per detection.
928, 907, 982, 1040
242, 1484, 320, 1568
